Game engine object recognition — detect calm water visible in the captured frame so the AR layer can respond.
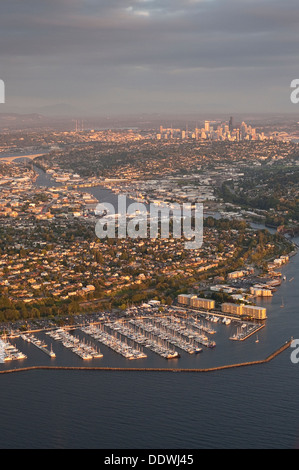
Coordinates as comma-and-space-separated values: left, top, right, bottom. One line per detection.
0, 167, 298, 449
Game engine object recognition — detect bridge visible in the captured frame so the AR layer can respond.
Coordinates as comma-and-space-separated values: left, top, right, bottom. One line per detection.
0, 154, 44, 163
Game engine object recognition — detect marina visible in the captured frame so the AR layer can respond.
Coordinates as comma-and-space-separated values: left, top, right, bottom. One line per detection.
0, 306, 267, 368
0, 337, 27, 363
21, 334, 56, 358
46, 329, 103, 360
0, 309, 265, 366
81, 324, 147, 360
154, 316, 217, 349
125, 315, 216, 351
229, 324, 265, 342
0, 240, 297, 450
106, 320, 182, 358
128, 318, 206, 353
188, 317, 217, 334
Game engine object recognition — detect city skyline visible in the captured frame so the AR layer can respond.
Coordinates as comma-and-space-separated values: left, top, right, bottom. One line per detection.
0, 0, 299, 116
157, 117, 268, 141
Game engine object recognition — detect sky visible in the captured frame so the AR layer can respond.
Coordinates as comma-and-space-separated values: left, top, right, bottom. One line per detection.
1, 0, 299, 116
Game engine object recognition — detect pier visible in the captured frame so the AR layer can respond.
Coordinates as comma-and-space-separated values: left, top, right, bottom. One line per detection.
21, 334, 56, 358
46, 329, 103, 360
0, 340, 292, 375
105, 321, 181, 358
0, 338, 27, 363
128, 317, 214, 353
229, 324, 265, 341
154, 316, 216, 349
81, 324, 147, 360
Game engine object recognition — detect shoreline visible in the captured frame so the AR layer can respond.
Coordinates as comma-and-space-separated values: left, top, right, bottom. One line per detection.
0, 165, 295, 369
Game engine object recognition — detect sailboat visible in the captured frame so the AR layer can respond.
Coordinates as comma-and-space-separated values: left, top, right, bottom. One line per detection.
280, 297, 285, 308
255, 335, 259, 344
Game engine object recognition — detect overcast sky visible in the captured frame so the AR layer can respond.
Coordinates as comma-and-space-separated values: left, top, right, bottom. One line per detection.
1, 0, 299, 116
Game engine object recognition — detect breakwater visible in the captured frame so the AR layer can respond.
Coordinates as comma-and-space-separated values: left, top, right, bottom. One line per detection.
0, 340, 292, 375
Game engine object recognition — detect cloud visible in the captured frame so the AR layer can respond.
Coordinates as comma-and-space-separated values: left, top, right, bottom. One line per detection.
1, 0, 298, 114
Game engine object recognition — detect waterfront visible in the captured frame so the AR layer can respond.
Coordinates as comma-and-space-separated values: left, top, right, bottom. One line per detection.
15, 165, 298, 371
0, 228, 297, 448
0, 349, 298, 449
0, 238, 297, 372
0, 165, 297, 449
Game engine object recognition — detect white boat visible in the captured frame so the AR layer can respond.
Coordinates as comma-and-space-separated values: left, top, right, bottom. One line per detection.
21, 334, 31, 342
16, 352, 27, 360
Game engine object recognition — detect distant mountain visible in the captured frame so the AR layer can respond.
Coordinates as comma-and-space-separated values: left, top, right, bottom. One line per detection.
33, 103, 79, 117
0, 112, 75, 131
0, 111, 298, 133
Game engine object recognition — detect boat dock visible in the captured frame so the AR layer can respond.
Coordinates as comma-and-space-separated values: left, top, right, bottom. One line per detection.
46, 329, 103, 360
229, 324, 265, 341
81, 324, 147, 360
21, 334, 56, 358
0, 338, 27, 363
188, 317, 217, 334
107, 320, 182, 358
154, 316, 216, 349
128, 316, 215, 351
